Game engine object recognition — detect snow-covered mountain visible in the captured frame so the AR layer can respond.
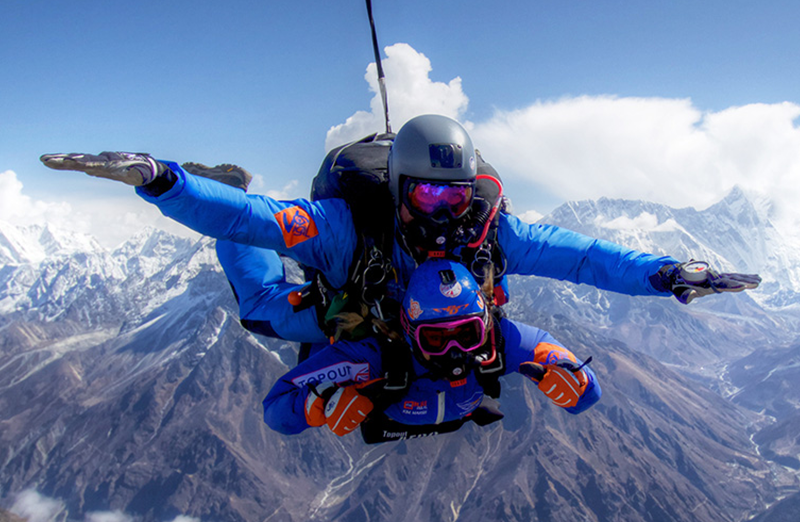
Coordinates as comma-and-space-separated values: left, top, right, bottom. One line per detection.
0, 221, 103, 265
1, 189, 799, 521
539, 186, 800, 310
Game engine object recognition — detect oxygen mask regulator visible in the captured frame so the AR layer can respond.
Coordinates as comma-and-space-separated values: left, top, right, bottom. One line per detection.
452, 196, 491, 246
423, 348, 476, 381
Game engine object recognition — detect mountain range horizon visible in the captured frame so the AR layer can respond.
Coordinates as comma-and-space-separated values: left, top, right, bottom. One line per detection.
1, 188, 798, 521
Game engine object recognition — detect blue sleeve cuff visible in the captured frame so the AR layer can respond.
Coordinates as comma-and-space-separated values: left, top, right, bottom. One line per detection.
564, 367, 602, 414
135, 160, 187, 202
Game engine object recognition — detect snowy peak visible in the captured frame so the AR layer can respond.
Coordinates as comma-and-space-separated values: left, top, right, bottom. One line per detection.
541, 187, 798, 309
0, 221, 224, 324
0, 221, 42, 264
38, 223, 104, 257
0, 221, 103, 264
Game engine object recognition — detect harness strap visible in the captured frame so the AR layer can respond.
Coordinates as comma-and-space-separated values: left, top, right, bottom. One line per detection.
356, 336, 413, 412
361, 414, 467, 444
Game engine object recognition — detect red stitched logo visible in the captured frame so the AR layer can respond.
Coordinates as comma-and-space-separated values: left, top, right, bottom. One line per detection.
275, 206, 319, 247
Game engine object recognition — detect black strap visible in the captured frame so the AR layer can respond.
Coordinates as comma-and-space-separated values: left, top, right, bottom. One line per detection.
360, 414, 467, 444
360, 398, 505, 444
359, 337, 413, 411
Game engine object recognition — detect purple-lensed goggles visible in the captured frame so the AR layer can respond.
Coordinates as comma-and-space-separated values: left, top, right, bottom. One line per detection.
405, 315, 488, 356
403, 179, 474, 222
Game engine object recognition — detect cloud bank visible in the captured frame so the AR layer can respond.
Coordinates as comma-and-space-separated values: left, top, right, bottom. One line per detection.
472, 97, 800, 220
6, 42, 799, 247
0, 170, 72, 224
327, 43, 800, 227
0, 170, 199, 249
10, 490, 64, 522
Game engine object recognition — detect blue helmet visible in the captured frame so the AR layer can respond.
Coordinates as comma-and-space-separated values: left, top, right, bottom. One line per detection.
402, 259, 485, 324
401, 259, 491, 375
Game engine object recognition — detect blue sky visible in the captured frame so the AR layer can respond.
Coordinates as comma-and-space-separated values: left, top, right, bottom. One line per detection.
2, 0, 800, 247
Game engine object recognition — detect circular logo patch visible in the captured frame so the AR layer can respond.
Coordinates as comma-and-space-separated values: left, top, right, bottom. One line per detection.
440, 281, 462, 298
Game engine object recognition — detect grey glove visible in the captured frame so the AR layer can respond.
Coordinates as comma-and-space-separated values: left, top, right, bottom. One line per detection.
653, 261, 762, 304
40, 152, 169, 186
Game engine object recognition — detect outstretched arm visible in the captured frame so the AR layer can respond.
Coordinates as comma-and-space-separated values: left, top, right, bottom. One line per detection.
499, 214, 761, 302
648, 260, 761, 304
40, 151, 358, 289
499, 213, 679, 297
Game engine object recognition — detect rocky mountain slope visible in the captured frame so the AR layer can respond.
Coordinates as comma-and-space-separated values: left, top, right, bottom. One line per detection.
1, 188, 798, 521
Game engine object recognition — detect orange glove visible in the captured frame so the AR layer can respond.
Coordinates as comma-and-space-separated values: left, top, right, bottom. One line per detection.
520, 360, 589, 409
304, 384, 374, 436
304, 383, 334, 427
520, 342, 591, 409
324, 386, 374, 436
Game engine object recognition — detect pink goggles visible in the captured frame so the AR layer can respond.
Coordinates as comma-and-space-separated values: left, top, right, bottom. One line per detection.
410, 315, 487, 356
404, 180, 474, 221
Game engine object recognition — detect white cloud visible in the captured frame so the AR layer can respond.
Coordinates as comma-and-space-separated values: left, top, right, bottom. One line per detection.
84, 509, 200, 522
85, 510, 134, 522
517, 209, 544, 224
0, 170, 72, 224
265, 179, 300, 200
10, 489, 65, 522
471, 97, 800, 226
10, 489, 202, 522
326, 43, 800, 229
596, 213, 683, 233
325, 43, 469, 150
79, 197, 201, 248
0, 170, 200, 249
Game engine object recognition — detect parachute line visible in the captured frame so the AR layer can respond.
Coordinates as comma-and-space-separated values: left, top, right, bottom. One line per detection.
365, 0, 392, 134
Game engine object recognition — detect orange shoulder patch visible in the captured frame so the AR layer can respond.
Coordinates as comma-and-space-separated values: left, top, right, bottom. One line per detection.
275, 206, 319, 248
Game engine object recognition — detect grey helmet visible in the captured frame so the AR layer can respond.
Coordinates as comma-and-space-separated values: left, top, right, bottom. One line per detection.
388, 115, 479, 252
388, 115, 477, 209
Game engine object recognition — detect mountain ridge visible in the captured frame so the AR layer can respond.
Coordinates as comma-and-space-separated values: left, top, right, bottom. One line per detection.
2, 189, 799, 521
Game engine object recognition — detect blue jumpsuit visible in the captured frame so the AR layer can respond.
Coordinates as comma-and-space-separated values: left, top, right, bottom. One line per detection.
262, 316, 601, 437
136, 163, 678, 342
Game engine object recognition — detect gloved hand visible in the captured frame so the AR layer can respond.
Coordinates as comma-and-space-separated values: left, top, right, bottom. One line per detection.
40, 151, 169, 186
652, 260, 762, 305
520, 359, 588, 409
304, 383, 374, 436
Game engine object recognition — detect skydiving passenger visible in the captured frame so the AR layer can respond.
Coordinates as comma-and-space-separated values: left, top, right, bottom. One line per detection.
263, 259, 600, 443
